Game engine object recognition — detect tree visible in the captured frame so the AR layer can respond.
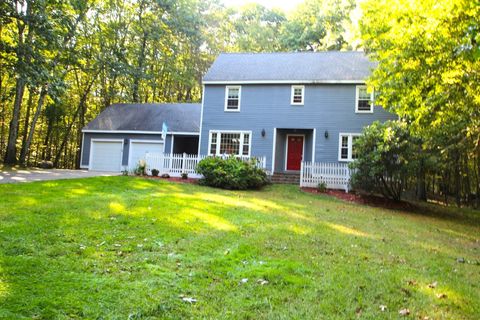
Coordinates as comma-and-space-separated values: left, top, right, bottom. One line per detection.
360, 0, 480, 206
350, 121, 420, 201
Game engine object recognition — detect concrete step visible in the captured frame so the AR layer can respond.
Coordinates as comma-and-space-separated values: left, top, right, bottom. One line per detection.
270, 173, 300, 184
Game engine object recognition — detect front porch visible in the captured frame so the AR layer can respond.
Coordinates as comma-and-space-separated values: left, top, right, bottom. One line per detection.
272, 128, 315, 174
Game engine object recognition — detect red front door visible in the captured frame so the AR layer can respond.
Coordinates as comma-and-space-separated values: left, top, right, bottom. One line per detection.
286, 135, 304, 171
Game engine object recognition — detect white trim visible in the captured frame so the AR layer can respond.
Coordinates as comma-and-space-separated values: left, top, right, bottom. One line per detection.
128, 139, 164, 167
88, 138, 124, 171
271, 128, 277, 174
208, 130, 252, 157
312, 128, 316, 162
284, 134, 305, 171
224, 85, 241, 112
170, 135, 175, 154
290, 85, 305, 105
355, 85, 374, 113
198, 84, 205, 155
80, 132, 86, 169
338, 133, 361, 162
81, 129, 199, 135
203, 80, 366, 85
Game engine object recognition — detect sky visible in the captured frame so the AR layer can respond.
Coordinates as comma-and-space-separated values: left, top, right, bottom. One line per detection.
222, 0, 305, 13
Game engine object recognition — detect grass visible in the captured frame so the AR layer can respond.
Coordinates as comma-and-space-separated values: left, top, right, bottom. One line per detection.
0, 177, 479, 319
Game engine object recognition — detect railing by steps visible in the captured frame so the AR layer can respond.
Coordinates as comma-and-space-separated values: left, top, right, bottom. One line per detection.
300, 161, 351, 192
144, 153, 267, 178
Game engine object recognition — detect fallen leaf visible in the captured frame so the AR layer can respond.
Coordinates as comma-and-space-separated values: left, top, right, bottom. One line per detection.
379, 305, 387, 312
456, 257, 465, 263
399, 308, 410, 316
181, 297, 197, 304
436, 293, 447, 299
113, 243, 121, 247
240, 278, 248, 284
428, 281, 437, 288
407, 279, 417, 286
257, 279, 269, 285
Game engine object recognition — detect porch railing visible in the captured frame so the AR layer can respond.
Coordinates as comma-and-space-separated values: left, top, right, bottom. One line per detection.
300, 161, 351, 192
144, 153, 267, 178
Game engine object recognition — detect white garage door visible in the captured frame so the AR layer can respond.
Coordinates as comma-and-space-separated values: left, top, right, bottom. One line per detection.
129, 141, 164, 170
90, 140, 123, 171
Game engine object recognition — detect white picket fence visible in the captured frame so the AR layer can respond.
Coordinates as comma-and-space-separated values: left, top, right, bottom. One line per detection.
144, 153, 267, 178
300, 161, 351, 192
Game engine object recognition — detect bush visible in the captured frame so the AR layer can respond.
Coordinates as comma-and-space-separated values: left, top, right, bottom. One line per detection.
151, 169, 159, 177
181, 172, 188, 179
350, 120, 420, 201
196, 156, 269, 190
134, 160, 146, 176
317, 182, 327, 193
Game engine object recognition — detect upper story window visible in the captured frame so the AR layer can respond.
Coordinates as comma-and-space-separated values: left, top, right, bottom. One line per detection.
209, 131, 251, 156
355, 85, 374, 113
338, 133, 361, 161
225, 86, 241, 112
291, 85, 304, 105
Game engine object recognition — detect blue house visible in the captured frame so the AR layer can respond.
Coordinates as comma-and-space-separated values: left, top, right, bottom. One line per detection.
199, 51, 395, 176
81, 51, 395, 177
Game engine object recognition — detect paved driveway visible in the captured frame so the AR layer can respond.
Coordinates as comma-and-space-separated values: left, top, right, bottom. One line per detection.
0, 168, 119, 184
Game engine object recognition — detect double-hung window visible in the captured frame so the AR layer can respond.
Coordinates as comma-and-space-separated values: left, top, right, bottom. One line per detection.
225, 86, 241, 111
355, 85, 374, 113
209, 131, 251, 156
291, 85, 304, 105
338, 133, 361, 161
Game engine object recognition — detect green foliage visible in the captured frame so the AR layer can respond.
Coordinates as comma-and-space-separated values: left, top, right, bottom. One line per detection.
360, 0, 480, 206
181, 172, 188, 179
350, 121, 420, 201
151, 168, 159, 177
317, 181, 327, 193
196, 156, 269, 190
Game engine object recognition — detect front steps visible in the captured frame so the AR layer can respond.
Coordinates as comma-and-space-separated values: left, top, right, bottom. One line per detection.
270, 172, 300, 184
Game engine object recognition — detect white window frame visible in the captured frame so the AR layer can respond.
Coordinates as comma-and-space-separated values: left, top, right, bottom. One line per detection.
224, 86, 241, 112
291, 85, 304, 105
338, 133, 361, 162
208, 130, 252, 157
355, 85, 374, 113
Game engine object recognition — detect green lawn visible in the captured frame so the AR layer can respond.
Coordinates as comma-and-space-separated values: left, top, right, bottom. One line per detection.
0, 177, 479, 319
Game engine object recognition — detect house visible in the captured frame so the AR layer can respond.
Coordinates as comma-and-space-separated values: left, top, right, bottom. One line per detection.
82, 51, 395, 174
80, 103, 200, 171
198, 51, 396, 176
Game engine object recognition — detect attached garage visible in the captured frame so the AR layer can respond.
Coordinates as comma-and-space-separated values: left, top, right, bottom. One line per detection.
80, 103, 201, 172
89, 140, 124, 171
128, 140, 164, 170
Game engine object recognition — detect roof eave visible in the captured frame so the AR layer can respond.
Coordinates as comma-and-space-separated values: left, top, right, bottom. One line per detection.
202, 79, 366, 85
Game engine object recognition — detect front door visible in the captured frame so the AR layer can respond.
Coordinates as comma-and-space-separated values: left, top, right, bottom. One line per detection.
286, 135, 304, 171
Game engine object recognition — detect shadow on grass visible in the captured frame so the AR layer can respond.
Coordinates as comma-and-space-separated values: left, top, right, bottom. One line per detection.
0, 176, 478, 318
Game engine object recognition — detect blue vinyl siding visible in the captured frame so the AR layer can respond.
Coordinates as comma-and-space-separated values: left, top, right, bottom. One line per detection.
200, 84, 396, 171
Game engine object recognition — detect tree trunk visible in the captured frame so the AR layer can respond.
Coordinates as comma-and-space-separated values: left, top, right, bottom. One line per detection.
417, 157, 427, 201
19, 85, 48, 165
4, 77, 26, 164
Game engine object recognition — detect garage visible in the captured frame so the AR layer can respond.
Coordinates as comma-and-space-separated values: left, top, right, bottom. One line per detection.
129, 140, 164, 170
89, 140, 123, 171
80, 103, 201, 170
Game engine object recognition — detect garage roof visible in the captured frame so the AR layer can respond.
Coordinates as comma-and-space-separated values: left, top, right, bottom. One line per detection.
83, 103, 201, 133
203, 51, 374, 83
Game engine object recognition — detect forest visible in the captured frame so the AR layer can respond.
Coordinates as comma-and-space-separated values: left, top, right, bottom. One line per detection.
1, 0, 479, 206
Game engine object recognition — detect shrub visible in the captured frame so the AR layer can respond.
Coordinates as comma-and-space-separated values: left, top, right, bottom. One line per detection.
317, 182, 327, 193
196, 156, 269, 190
151, 169, 159, 177
350, 120, 420, 201
181, 172, 188, 179
161, 173, 170, 179
134, 160, 146, 176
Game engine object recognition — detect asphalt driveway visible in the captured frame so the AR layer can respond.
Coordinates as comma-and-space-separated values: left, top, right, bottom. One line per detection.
0, 168, 119, 184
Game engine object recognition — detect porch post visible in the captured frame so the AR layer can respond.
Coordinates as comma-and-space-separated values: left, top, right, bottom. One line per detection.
271, 128, 277, 174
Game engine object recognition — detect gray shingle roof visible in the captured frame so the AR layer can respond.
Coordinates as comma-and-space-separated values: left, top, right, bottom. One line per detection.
83, 103, 201, 133
203, 51, 375, 82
